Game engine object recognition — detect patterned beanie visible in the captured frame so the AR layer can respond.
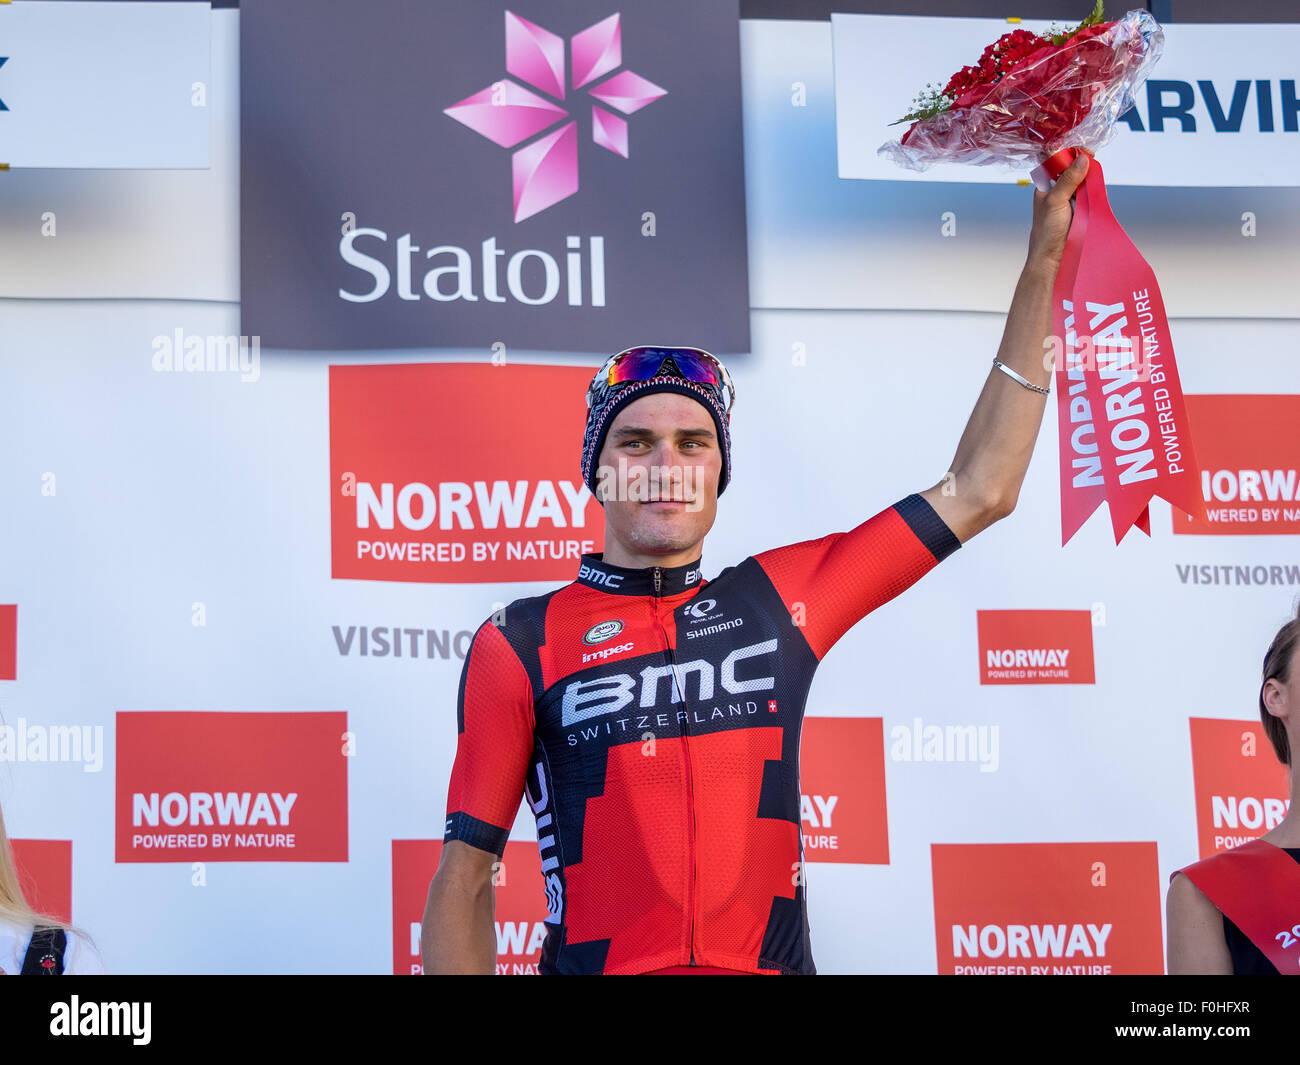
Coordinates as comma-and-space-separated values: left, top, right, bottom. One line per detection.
581, 372, 732, 504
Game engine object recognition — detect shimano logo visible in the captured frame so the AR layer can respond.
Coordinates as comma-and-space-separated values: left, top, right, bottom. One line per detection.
685, 617, 743, 640
578, 563, 623, 588
582, 640, 634, 663
561, 638, 778, 726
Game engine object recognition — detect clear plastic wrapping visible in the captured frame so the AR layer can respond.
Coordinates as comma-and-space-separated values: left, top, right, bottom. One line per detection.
878, 10, 1163, 173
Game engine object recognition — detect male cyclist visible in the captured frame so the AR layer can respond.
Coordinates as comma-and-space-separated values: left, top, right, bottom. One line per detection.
421, 152, 1093, 975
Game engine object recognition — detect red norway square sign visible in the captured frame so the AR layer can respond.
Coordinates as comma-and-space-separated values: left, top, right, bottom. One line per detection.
11, 839, 73, 924
393, 839, 549, 975
115, 711, 349, 862
976, 609, 1095, 685
1172, 396, 1300, 535
330, 363, 603, 584
0, 604, 16, 680
799, 717, 889, 864
1188, 717, 1292, 859
932, 842, 1163, 975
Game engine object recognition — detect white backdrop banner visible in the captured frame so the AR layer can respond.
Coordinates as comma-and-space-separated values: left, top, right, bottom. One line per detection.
0, 0, 210, 169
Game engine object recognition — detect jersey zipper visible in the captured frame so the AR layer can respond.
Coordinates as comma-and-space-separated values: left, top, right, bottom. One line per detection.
652, 565, 699, 966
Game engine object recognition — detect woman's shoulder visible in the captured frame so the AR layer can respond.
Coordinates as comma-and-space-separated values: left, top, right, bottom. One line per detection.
0, 917, 105, 975
0, 915, 36, 974
62, 928, 107, 974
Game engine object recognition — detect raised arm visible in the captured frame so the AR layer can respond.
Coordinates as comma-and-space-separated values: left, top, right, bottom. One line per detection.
920, 151, 1092, 543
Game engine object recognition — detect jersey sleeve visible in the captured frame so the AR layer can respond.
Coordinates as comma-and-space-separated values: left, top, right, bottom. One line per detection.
751, 493, 961, 662
442, 618, 537, 858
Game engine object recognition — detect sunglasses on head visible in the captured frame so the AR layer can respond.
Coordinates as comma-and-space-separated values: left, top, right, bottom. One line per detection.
588, 346, 735, 412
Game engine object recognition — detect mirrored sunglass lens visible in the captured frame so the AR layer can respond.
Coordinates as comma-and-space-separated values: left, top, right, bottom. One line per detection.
609, 349, 720, 386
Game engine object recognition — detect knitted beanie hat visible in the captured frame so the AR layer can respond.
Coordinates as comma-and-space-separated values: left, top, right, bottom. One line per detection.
581, 367, 732, 504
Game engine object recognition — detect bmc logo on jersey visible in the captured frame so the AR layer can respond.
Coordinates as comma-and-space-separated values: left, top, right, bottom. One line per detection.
578, 563, 623, 589
561, 638, 778, 726
582, 619, 624, 645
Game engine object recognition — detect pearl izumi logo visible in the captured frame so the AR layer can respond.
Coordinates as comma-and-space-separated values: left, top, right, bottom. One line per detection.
583, 620, 624, 644
683, 598, 721, 622
932, 843, 1164, 975
330, 363, 600, 584
444, 11, 667, 222
115, 711, 348, 863
1188, 718, 1292, 858
682, 597, 743, 640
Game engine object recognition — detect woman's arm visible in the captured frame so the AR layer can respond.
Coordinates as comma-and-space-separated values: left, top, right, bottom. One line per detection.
1166, 871, 1233, 975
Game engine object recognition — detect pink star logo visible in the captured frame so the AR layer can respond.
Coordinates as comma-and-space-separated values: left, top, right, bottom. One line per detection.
444, 11, 667, 223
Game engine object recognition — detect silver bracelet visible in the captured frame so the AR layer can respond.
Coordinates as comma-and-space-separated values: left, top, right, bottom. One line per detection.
992, 357, 1050, 395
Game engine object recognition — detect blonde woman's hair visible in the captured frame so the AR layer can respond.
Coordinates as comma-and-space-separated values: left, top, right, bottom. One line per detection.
0, 799, 96, 962
0, 800, 61, 929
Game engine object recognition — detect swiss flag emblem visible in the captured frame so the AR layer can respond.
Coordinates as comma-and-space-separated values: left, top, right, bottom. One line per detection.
768, 700, 778, 713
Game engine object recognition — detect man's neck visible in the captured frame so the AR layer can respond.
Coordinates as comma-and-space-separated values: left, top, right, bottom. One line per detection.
599, 539, 704, 570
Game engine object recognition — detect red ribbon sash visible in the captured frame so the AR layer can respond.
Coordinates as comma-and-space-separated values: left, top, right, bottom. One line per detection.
1044, 148, 1206, 544
1177, 838, 1300, 974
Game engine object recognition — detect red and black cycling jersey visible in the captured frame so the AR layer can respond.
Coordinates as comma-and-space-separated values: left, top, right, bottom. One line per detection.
442, 493, 961, 975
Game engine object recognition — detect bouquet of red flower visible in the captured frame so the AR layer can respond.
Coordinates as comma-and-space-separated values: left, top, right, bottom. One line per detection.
880, 4, 1206, 546
879, 2, 1162, 172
